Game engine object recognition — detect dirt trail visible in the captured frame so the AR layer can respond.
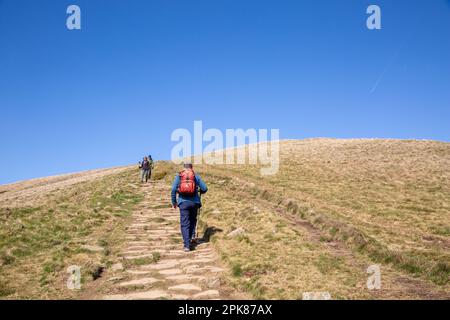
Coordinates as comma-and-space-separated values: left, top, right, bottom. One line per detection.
97, 180, 243, 300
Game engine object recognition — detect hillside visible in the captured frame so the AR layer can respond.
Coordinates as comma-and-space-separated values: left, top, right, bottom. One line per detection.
0, 139, 449, 299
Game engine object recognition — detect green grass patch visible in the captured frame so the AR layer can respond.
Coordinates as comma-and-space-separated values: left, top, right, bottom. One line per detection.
232, 263, 243, 277
314, 254, 343, 274
128, 253, 160, 266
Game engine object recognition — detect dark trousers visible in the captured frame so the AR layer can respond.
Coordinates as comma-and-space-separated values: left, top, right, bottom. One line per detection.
141, 169, 150, 182
179, 201, 198, 248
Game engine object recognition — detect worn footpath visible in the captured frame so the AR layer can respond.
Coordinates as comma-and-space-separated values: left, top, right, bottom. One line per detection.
98, 181, 239, 300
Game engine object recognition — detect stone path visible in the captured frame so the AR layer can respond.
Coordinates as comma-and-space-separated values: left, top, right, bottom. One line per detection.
101, 181, 229, 300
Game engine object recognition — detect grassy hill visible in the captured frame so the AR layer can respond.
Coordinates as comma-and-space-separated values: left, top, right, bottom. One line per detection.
1, 139, 449, 299
187, 139, 450, 299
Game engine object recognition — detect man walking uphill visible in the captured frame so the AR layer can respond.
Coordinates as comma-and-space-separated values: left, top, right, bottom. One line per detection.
171, 162, 208, 252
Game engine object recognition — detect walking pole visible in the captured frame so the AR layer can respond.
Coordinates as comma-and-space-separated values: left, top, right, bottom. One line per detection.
195, 191, 202, 240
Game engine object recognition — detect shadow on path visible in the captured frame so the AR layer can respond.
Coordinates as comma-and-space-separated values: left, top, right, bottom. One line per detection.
191, 226, 223, 249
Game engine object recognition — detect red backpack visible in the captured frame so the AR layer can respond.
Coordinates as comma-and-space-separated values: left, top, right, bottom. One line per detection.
178, 169, 197, 196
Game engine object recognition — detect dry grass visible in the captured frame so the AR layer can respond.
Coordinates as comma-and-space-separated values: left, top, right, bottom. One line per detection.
188, 139, 450, 299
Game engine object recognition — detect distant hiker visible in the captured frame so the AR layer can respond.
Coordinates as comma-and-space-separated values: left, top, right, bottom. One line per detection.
171, 161, 208, 252
140, 157, 151, 183
147, 155, 154, 180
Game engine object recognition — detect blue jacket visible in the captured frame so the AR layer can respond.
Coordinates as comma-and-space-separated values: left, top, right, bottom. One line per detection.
171, 173, 208, 206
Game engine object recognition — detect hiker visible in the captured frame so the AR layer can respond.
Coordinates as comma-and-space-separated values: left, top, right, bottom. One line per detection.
140, 157, 151, 183
171, 161, 208, 252
147, 155, 154, 180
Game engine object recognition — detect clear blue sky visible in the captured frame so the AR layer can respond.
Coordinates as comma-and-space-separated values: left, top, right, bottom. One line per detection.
1, 0, 449, 184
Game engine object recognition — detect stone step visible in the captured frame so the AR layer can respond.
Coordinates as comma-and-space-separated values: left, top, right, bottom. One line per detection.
126, 270, 153, 275
118, 277, 160, 287
124, 253, 154, 260
126, 246, 152, 250
168, 283, 202, 292
192, 290, 220, 299
185, 258, 215, 264
165, 274, 206, 282
140, 259, 179, 270
103, 290, 169, 300
121, 250, 153, 255
159, 268, 183, 275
